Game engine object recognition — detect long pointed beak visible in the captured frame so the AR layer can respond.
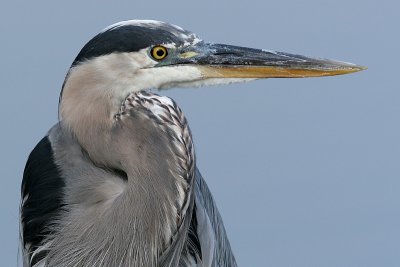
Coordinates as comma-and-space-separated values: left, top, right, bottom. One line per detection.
170, 42, 366, 78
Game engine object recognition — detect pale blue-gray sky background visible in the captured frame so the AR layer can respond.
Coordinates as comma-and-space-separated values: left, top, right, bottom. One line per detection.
1, 0, 398, 266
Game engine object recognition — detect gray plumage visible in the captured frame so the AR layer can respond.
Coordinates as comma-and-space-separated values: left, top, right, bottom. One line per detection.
20, 20, 363, 267
23, 91, 236, 267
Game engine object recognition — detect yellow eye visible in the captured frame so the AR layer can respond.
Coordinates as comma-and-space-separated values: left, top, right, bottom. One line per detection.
151, 45, 168, 60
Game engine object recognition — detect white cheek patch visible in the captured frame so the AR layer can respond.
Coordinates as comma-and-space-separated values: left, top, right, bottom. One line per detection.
125, 49, 158, 69
133, 65, 203, 90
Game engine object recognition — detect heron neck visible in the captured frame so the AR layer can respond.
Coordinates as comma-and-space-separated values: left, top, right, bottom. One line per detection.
57, 57, 196, 265
59, 53, 157, 151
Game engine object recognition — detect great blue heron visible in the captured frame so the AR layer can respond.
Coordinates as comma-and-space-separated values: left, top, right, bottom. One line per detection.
20, 20, 364, 267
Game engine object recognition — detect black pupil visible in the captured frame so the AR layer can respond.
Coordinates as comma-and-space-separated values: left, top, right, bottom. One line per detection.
156, 49, 165, 57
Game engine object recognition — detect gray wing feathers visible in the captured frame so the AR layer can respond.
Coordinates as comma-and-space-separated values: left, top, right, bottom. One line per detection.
159, 168, 238, 267
158, 195, 195, 267
193, 168, 238, 267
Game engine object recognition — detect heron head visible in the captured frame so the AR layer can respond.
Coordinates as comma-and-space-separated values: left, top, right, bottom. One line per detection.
63, 20, 365, 95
